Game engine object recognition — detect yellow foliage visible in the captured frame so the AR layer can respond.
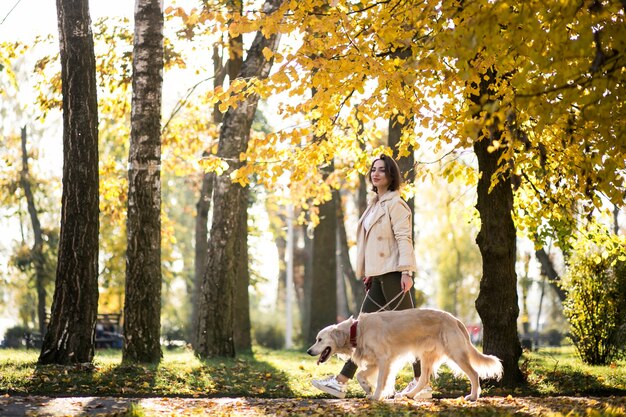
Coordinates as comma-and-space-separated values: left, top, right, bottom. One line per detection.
5, 0, 625, 241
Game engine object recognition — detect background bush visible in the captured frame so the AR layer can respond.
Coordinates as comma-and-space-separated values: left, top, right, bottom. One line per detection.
561, 230, 626, 365
2, 325, 40, 348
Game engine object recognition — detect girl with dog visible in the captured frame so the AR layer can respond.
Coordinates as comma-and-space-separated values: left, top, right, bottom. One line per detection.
311, 154, 432, 399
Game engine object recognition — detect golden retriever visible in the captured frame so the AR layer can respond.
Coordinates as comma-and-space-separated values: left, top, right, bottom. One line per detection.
307, 308, 503, 401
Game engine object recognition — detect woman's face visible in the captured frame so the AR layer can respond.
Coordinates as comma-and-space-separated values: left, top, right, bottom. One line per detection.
370, 159, 390, 192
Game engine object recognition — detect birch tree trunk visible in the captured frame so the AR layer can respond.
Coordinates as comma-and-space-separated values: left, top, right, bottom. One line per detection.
123, 0, 164, 363
195, 0, 283, 358
39, 0, 99, 365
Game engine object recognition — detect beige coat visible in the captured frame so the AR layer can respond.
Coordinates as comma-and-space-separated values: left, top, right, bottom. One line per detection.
356, 190, 417, 279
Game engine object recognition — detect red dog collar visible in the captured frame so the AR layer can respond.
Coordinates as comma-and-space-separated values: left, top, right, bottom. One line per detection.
350, 320, 358, 347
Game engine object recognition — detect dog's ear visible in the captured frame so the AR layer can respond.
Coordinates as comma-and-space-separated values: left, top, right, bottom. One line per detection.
330, 327, 349, 348
335, 318, 351, 333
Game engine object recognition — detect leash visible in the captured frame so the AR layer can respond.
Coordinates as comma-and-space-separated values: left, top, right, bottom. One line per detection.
359, 286, 415, 315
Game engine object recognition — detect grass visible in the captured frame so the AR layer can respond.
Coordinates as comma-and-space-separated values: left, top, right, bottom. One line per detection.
1, 346, 625, 416
0, 344, 624, 398
522, 346, 626, 396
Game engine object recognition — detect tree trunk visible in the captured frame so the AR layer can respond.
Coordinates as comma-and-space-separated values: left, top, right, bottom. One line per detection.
39, 0, 99, 365
192, 2, 232, 345
233, 186, 251, 351
336, 220, 349, 320
472, 102, 524, 385
356, 115, 368, 217
19, 126, 48, 337
227, 0, 251, 353
212, 45, 225, 124
534, 248, 566, 302
336, 189, 363, 315
195, 0, 283, 357
192, 167, 213, 348
274, 212, 288, 312
227, 0, 244, 82
388, 114, 417, 302
351, 117, 368, 313
123, 0, 164, 363
306, 166, 338, 344
301, 224, 313, 340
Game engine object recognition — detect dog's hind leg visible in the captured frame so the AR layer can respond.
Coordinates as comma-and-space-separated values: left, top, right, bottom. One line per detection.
450, 352, 481, 400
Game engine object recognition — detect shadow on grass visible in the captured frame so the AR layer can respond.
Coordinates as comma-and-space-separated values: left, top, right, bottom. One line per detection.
193, 350, 296, 398
27, 362, 100, 397
8, 347, 294, 399
390, 362, 626, 400
525, 366, 626, 397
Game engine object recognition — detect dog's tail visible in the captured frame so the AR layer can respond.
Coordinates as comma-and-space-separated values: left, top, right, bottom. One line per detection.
457, 321, 504, 380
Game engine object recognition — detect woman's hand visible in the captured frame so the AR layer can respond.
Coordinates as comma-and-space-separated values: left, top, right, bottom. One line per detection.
400, 273, 413, 293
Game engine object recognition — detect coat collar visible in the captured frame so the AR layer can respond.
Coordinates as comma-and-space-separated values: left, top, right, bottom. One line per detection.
358, 190, 399, 230
371, 190, 399, 205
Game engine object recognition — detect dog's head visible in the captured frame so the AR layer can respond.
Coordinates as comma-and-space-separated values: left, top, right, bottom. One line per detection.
306, 317, 355, 364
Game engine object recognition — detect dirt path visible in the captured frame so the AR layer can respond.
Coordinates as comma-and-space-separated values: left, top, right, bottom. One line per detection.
1, 395, 625, 416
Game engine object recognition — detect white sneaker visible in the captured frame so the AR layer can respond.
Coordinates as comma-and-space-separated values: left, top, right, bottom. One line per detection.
311, 375, 347, 399
395, 379, 433, 399
414, 385, 433, 399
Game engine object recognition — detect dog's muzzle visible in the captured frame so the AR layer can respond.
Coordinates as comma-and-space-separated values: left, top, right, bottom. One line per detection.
308, 346, 332, 365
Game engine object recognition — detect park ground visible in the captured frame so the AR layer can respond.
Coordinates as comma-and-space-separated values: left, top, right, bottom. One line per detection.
0, 346, 625, 416
1, 395, 626, 416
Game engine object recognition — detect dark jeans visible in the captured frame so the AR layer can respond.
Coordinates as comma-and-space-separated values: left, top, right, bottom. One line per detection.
340, 271, 421, 379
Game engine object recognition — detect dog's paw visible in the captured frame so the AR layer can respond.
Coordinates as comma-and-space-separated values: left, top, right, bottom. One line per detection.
356, 374, 372, 395
464, 394, 478, 401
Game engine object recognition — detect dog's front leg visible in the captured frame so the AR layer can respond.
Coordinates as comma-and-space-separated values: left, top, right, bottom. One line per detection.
371, 360, 391, 401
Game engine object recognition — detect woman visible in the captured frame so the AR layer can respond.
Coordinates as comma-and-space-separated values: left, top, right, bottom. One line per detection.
311, 154, 432, 399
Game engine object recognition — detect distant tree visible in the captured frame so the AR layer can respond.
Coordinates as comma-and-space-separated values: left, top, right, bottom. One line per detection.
18, 126, 47, 337
435, 189, 481, 322
39, 0, 99, 365
1, 42, 60, 342
305, 162, 337, 344
123, 0, 164, 363
193, 162, 213, 348
336, 189, 363, 315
